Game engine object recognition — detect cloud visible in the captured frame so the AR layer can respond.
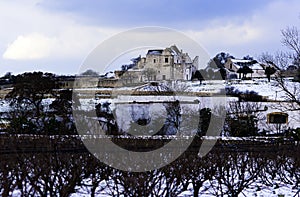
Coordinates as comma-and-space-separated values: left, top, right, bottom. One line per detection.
36, 0, 271, 28
2, 25, 120, 60
3, 33, 56, 59
1, 0, 300, 75
0, 1, 120, 61
184, 21, 265, 58
184, 0, 300, 57
187, 23, 262, 46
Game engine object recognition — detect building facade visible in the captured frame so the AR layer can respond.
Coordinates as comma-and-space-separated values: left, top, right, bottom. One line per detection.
117, 45, 198, 83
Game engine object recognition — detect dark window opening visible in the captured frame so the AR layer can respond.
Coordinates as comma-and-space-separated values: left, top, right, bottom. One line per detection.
267, 112, 288, 124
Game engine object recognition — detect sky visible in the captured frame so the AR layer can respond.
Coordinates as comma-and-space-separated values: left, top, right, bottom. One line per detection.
0, 0, 300, 76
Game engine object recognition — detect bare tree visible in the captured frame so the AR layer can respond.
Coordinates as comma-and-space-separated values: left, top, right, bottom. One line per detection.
211, 151, 261, 196
258, 52, 276, 64
258, 25, 300, 69
274, 51, 292, 69
258, 51, 291, 72
281, 26, 300, 63
270, 21, 300, 112
224, 101, 265, 137
274, 24, 300, 110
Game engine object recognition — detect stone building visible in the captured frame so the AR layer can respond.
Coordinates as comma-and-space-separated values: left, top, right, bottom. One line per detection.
116, 45, 198, 83
224, 58, 279, 79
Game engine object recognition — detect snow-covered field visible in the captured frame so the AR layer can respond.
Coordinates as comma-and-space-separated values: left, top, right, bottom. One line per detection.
74, 79, 299, 132
67, 178, 298, 197
1, 78, 299, 132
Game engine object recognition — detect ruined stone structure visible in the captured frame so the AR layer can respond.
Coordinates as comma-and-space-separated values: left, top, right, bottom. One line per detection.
116, 45, 198, 82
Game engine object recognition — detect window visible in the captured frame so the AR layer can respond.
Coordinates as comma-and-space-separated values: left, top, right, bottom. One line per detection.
267, 112, 288, 124
162, 75, 166, 80
153, 59, 156, 63
165, 57, 168, 63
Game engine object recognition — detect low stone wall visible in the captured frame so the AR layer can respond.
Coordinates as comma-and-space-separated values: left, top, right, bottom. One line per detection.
0, 135, 298, 154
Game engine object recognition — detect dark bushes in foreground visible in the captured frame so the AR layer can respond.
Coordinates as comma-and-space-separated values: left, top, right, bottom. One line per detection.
0, 138, 299, 196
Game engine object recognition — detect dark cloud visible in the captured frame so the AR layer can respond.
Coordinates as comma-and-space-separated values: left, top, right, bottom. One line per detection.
38, 0, 270, 28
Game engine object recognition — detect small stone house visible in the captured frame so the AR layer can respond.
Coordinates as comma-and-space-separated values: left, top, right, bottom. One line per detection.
224, 58, 278, 79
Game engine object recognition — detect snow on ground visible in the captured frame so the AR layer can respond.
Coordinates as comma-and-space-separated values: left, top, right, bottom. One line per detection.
227, 79, 283, 101
0, 99, 10, 112
170, 78, 299, 102
226, 78, 300, 101
67, 177, 299, 197
1, 79, 299, 131
176, 181, 299, 197
0, 98, 55, 112
185, 80, 226, 94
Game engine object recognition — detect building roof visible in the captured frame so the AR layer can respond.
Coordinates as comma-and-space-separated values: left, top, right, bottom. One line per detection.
147, 50, 163, 55
231, 59, 253, 63
251, 63, 264, 70
229, 58, 264, 70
